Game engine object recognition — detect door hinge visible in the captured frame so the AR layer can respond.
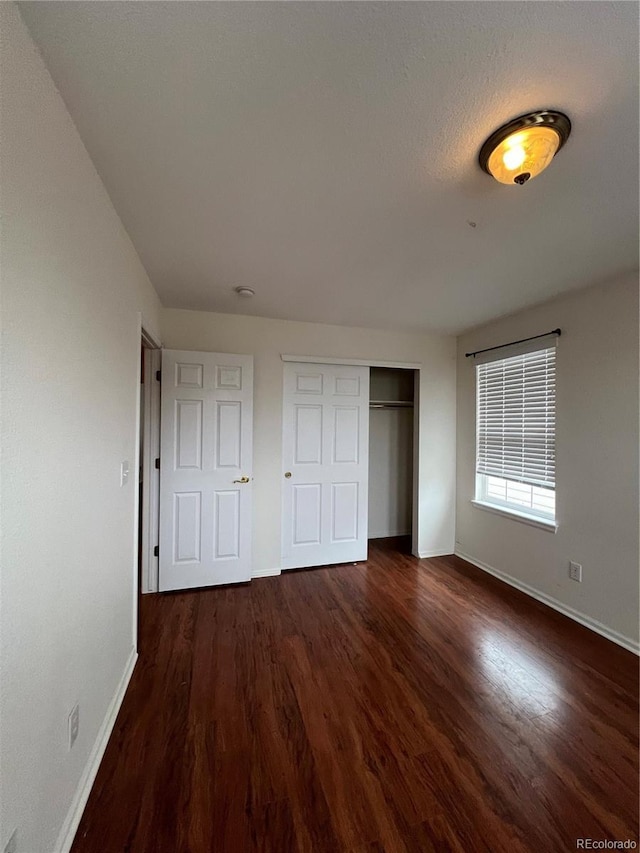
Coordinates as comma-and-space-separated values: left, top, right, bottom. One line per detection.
156, 370, 161, 382
155, 457, 160, 469
153, 545, 159, 557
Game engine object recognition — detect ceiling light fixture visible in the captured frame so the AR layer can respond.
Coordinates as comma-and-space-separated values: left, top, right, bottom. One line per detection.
479, 110, 571, 186
234, 286, 255, 298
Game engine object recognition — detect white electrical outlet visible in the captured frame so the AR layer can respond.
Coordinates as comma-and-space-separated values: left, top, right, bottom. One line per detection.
68, 704, 80, 749
569, 561, 582, 582
4, 828, 17, 853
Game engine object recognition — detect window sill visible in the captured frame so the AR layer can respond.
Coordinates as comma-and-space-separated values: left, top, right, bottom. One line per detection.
471, 500, 558, 533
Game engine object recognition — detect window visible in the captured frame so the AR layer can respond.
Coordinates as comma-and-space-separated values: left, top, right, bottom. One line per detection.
475, 343, 556, 524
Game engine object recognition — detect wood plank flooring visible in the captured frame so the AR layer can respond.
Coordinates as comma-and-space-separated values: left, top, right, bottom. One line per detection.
72, 538, 639, 852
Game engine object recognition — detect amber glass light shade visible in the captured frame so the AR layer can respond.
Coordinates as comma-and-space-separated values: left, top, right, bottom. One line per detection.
488, 126, 560, 184
479, 111, 571, 186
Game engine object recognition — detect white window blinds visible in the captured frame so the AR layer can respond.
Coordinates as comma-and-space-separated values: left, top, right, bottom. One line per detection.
476, 346, 556, 489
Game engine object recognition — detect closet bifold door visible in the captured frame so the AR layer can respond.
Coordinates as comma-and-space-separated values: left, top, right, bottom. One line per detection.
282, 362, 369, 570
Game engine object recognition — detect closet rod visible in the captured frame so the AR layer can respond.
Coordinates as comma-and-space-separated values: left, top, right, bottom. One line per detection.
369, 401, 414, 409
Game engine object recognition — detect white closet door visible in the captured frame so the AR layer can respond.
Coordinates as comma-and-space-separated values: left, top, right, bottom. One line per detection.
282, 363, 369, 570
159, 350, 253, 591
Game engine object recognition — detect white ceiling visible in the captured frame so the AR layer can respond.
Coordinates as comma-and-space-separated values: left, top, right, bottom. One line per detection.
19, 1, 639, 334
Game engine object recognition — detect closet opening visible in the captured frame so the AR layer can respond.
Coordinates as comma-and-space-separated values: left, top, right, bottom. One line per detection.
368, 367, 417, 556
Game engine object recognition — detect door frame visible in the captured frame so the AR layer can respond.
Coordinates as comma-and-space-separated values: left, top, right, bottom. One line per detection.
280, 354, 421, 559
133, 316, 162, 649
140, 343, 161, 594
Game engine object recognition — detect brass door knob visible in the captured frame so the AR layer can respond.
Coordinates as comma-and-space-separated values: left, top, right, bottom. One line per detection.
233, 476, 250, 484
284, 472, 292, 479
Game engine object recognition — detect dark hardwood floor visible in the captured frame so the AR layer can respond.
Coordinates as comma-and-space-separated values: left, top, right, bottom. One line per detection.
72, 538, 639, 852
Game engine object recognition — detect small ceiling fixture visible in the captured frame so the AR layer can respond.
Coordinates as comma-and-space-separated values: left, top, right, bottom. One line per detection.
479, 110, 571, 186
234, 286, 255, 298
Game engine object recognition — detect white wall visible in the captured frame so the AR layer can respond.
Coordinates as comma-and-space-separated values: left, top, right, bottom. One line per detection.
0, 6, 161, 853
456, 274, 639, 649
161, 309, 457, 570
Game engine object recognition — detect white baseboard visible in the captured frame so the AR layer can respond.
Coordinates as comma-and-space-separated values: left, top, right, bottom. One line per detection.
251, 567, 282, 578
369, 530, 411, 540
455, 550, 639, 655
55, 646, 138, 853
418, 549, 454, 559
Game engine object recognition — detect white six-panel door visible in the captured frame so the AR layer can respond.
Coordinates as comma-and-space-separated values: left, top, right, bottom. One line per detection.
159, 350, 253, 591
282, 363, 369, 570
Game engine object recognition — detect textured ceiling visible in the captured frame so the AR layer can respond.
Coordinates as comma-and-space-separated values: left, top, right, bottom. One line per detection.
19, 1, 639, 334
